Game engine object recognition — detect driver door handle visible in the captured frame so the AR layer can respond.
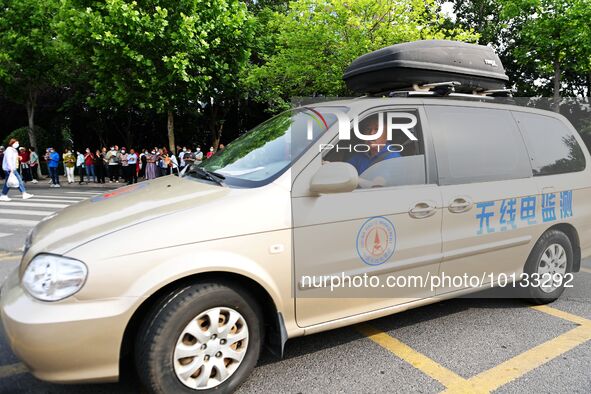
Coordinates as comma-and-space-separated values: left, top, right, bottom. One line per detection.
409, 201, 437, 219
449, 197, 473, 213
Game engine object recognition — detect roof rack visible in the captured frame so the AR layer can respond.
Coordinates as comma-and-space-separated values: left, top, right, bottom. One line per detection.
383, 81, 514, 100
476, 88, 515, 97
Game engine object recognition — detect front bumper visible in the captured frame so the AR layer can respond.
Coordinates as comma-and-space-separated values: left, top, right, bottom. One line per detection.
0, 268, 138, 383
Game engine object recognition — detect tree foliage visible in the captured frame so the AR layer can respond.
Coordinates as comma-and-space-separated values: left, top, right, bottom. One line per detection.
59, 0, 254, 151
0, 0, 590, 150
0, 0, 70, 148
451, 0, 591, 98
246, 0, 479, 110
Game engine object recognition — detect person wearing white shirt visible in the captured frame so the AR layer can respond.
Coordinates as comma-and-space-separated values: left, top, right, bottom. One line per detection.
127, 149, 138, 184
178, 147, 187, 170
1, 138, 34, 201
194, 146, 203, 164
169, 153, 179, 175
76, 151, 86, 184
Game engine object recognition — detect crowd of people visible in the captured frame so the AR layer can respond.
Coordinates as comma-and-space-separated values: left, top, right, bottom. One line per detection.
0, 139, 224, 200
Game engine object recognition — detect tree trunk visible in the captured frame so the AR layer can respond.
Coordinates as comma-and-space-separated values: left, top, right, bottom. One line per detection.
25, 89, 43, 178
125, 110, 133, 148
212, 122, 224, 151
25, 90, 38, 150
552, 56, 561, 113
208, 100, 228, 152
587, 72, 591, 99
167, 110, 176, 154
209, 102, 219, 151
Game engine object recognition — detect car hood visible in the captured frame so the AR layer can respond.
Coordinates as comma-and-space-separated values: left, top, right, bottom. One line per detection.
28, 176, 230, 256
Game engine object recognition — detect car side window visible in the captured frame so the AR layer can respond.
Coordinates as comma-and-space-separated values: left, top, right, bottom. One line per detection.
427, 105, 532, 185
323, 110, 426, 188
513, 111, 586, 176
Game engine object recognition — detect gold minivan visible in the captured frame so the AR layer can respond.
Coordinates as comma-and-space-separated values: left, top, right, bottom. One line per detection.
2, 97, 590, 393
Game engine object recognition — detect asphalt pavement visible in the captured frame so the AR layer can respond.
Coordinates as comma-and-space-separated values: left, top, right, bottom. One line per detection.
0, 183, 590, 393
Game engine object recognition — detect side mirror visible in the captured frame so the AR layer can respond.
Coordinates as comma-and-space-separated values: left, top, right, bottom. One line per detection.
310, 162, 358, 194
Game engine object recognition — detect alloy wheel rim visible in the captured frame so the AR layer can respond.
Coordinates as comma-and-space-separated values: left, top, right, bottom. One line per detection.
537, 243, 567, 294
173, 306, 249, 390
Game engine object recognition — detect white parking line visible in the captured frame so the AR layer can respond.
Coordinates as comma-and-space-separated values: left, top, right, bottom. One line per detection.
0, 202, 68, 209
0, 218, 38, 227
0, 209, 54, 216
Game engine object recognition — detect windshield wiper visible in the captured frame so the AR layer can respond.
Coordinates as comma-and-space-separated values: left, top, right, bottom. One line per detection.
184, 167, 225, 186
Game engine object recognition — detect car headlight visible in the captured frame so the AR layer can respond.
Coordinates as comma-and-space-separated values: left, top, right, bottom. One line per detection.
22, 254, 88, 301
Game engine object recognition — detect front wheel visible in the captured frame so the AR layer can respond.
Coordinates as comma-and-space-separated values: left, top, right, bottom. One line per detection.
522, 230, 573, 304
135, 282, 263, 393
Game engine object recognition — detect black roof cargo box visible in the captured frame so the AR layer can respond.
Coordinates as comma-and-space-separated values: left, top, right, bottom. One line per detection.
343, 40, 509, 94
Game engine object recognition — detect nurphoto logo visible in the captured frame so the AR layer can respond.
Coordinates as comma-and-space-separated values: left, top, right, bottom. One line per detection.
305, 109, 419, 153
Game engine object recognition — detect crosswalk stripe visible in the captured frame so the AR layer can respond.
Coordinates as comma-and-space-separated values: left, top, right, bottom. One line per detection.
29, 195, 85, 200
0, 233, 12, 238
65, 191, 103, 195
0, 218, 38, 227
0, 201, 69, 208
0, 209, 54, 216
26, 198, 82, 204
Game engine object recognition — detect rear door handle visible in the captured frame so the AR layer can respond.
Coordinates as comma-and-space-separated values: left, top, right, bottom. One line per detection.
409, 201, 437, 219
449, 196, 473, 213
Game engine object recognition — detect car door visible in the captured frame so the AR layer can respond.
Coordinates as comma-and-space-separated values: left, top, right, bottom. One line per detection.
512, 110, 591, 272
425, 103, 539, 295
292, 105, 443, 327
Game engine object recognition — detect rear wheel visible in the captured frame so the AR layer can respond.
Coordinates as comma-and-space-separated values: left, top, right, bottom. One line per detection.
135, 282, 263, 393
523, 230, 573, 304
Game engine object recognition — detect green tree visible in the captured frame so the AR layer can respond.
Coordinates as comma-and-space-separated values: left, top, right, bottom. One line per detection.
59, 0, 254, 153
0, 0, 69, 150
245, 0, 478, 109
500, 0, 591, 105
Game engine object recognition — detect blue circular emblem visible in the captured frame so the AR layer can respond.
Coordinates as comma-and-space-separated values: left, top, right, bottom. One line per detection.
356, 216, 396, 266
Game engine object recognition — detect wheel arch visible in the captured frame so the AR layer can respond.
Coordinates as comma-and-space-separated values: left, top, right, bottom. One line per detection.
118, 271, 287, 380
541, 223, 581, 272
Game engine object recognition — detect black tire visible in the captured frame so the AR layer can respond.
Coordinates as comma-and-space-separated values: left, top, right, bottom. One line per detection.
135, 282, 263, 394
522, 230, 573, 305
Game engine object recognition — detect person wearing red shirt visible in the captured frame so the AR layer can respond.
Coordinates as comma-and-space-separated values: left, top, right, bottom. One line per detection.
18, 147, 32, 182
84, 148, 96, 183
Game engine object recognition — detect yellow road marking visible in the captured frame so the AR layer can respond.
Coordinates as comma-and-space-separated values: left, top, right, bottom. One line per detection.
458, 324, 591, 393
358, 304, 591, 394
356, 324, 485, 393
0, 362, 27, 379
531, 304, 591, 326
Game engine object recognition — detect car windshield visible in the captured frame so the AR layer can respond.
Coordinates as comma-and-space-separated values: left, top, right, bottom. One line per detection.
188, 107, 345, 187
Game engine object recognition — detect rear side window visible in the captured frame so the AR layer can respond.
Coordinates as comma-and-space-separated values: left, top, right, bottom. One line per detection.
427, 106, 532, 185
513, 112, 586, 176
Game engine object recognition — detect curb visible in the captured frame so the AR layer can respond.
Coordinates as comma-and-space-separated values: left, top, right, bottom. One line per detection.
15, 175, 128, 189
